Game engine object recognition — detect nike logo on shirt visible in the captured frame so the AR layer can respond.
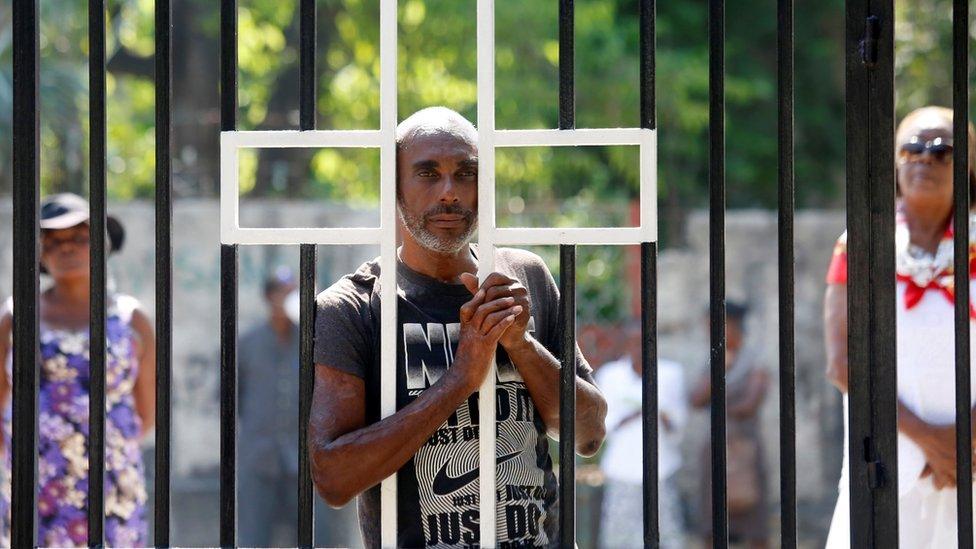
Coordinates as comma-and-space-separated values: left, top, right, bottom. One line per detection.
431, 451, 522, 496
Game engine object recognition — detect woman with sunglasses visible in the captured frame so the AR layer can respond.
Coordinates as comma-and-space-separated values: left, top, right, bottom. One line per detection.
0, 193, 155, 547
824, 106, 976, 548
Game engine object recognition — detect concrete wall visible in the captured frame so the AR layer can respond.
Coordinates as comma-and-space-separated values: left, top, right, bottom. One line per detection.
0, 200, 847, 545
666, 210, 845, 543
0, 199, 381, 544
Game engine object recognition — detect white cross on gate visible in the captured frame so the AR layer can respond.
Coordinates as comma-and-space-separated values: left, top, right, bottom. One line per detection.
218, 1, 657, 545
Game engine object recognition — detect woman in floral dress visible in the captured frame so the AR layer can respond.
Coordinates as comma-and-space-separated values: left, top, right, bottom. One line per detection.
0, 193, 156, 547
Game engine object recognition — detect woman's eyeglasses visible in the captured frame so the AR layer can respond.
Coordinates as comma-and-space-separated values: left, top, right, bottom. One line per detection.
42, 232, 91, 251
899, 135, 954, 164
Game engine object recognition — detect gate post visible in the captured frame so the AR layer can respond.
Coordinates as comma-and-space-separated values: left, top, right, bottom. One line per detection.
11, 0, 40, 546
844, 0, 899, 546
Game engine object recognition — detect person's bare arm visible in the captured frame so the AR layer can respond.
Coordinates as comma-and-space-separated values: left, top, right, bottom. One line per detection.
130, 308, 156, 438
825, 282, 975, 488
689, 372, 711, 409
610, 410, 644, 433
499, 335, 606, 456
309, 289, 519, 507
899, 396, 976, 489
309, 362, 482, 508
0, 311, 10, 453
824, 283, 849, 393
459, 272, 607, 457
727, 369, 769, 419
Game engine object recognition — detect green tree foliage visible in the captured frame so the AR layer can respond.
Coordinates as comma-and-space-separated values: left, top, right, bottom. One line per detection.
0, 4, 87, 195
0, 0, 963, 321
893, 0, 976, 120
1, 0, 854, 204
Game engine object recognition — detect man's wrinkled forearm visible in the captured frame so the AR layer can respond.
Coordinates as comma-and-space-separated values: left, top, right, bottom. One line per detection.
310, 359, 482, 507
503, 334, 607, 456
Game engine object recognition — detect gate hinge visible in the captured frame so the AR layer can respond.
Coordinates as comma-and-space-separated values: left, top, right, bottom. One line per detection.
867, 460, 886, 489
864, 436, 886, 489
860, 15, 880, 66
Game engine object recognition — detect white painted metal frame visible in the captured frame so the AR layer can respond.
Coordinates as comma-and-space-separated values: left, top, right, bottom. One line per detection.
474, 5, 657, 546
220, 2, 400, 546
218, 0, 656, 546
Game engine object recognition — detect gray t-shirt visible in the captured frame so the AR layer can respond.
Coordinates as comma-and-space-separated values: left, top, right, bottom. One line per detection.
237, 321, 300, 478
314, 247, 591, 548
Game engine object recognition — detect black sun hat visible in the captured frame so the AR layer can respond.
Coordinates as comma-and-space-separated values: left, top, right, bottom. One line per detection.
40, 193, 125, 252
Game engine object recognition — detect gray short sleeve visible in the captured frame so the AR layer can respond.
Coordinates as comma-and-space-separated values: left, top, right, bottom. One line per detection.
313, 277, 373, 379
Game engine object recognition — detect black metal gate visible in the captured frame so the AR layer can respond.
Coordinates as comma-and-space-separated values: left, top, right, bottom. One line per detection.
8, 0, 976, 547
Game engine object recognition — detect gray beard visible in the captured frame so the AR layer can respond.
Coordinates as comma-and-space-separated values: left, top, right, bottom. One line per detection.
397, 204, 477, 255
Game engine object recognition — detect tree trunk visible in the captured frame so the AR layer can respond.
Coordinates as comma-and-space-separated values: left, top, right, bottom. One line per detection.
172, 0, 223, 197
251, 2, 339, 198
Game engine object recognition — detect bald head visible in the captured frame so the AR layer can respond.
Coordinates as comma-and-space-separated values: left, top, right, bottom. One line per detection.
396, 107, 478, 153
394, 107, 479, 255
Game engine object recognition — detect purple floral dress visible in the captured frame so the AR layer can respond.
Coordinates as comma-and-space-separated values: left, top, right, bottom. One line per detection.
0, 295, 148, 547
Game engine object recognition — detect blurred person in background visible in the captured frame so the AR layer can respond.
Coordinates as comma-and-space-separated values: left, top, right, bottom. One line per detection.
0, 193, 156, 547
824, 106, 976, 548
596, 319, 688, 548
691, 301, 770, 549
238, 267, 360, 547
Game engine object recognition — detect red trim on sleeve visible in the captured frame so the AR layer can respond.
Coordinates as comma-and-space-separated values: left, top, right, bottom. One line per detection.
826, 238, 847, 285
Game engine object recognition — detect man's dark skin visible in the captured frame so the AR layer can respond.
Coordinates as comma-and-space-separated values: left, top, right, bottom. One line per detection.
308, 114, 608, 508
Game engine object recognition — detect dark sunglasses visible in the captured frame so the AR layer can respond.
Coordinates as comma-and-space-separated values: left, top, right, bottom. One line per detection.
41, 231, 91, 251
899, 135, 954, 163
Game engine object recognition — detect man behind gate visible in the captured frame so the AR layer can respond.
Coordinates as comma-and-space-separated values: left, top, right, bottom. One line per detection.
308, 107, 608, 548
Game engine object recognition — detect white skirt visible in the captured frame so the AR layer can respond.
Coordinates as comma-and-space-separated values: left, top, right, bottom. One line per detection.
826, 282, 976, 548
826, 475, 976, 549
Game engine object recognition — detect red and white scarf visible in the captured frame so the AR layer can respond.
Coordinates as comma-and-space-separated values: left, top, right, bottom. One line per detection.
894, 208, 976, 318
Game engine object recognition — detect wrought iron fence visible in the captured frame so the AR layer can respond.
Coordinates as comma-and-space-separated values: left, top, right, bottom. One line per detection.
7, 0, 975, 547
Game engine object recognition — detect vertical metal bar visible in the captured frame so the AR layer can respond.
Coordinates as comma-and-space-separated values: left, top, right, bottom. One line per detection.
298, 0, 316, 539
845, 1, 899, 545
299, 0, 316, 131
88, 0, 107, 545
846, 0, 874, 547
639, 12, 661, 548
558, 0, 574, 129
953, 0, 973, 544
640, 242, 659, 548
298, 245, 316, 548
379, 0, 400, 544
558, 244, 576, 544
639, 0, 655, 131
11, 1, 39, 546
220, 1, 238, 546
221, 0, 237, 134
639, 0, 661, 548
776, 0, 797, 545
844, 4, 872, 545
639, 0, 657, 544
556, 10, 577, 544
219, 245, 238, 548
707, 0, 728, 545
154, 0, 174, 544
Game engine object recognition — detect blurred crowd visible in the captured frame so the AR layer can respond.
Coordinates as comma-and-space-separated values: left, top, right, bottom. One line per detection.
2, 105, 975, 548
